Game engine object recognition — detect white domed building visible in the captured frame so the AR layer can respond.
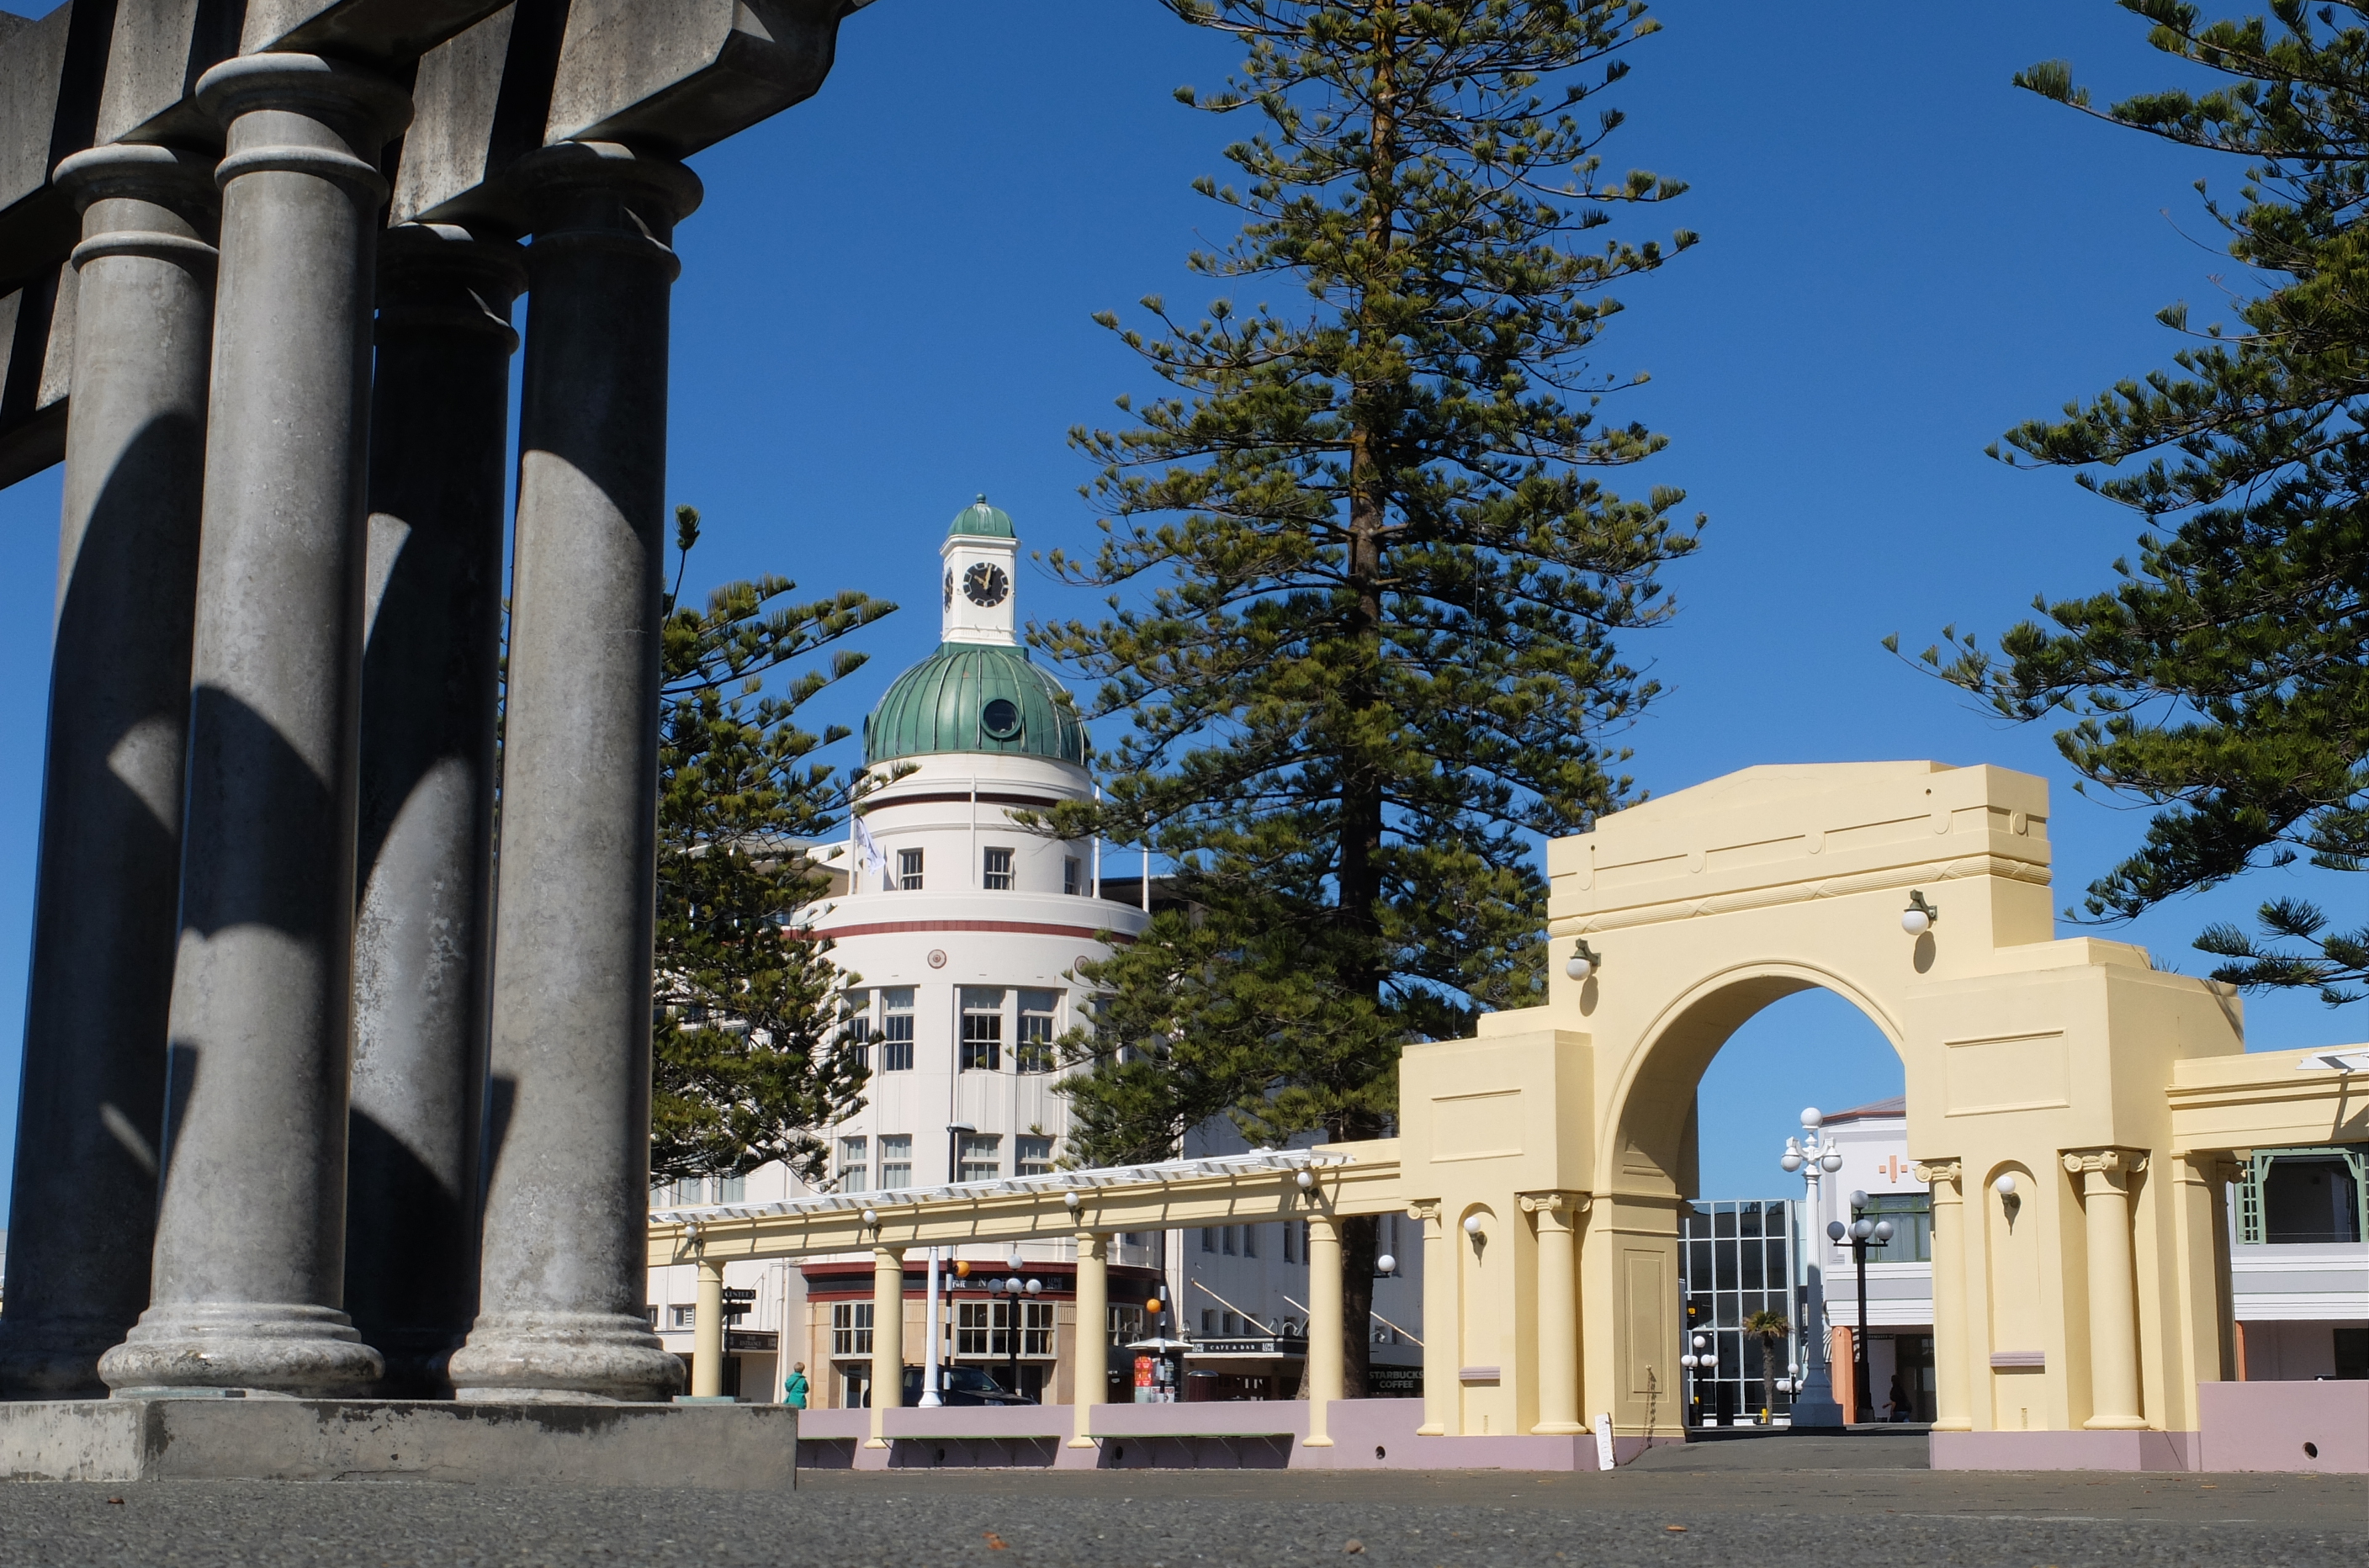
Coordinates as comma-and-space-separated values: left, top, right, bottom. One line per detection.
644, 500, 1162, 1407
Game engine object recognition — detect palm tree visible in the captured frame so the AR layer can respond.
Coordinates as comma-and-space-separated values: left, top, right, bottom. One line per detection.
1743, 1310, 1791, 1425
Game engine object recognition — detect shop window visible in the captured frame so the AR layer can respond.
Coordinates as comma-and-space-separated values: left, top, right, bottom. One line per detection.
1022, 1300, 1055, 1357
960, 988, 1003, 1071
879, 1134, 913, 1189
898, 848, 924, 891
983, 846, 1015, 891
1016, 989, 1059, 1073
831, 1301, 873, 1358
840, 1366, 872, 1408
838, 1136, 868, 1192
881, 987, 914, 1071
958, 1133, 1001, 1184
956, 1300, 994, 1356
1016, 1136, 1054, 1177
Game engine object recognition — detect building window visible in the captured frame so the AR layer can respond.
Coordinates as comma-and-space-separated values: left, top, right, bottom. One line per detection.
1681, 1200, 1819, 1424
1107, 1305, 1145, 1347
960, 988, 1004, 1071
1200, 1308, 1217, 1335
1283, 1221, 1296, 1263
1222, 1226, 1237, 1256
1064, 856, 1082, 895
715, 1173, 745, 1203
956, 1300, 994, 1357
1200, 1226, 1216, 1254
959, 1132, 1001, 1184
2242, 1147, 2367, 1244
832, 1301, 873, 1358
838, 989, 872, 1072
644, 1305, 659, 1327
983, 846, 1015, 891
838, 1136, 868, 1191
879, 1134, 913, 1189
898, 848, 924, 891
1016, 1136, 1054, 1177
1016, 988, 1058, 1073
670, 1305, 697, 1329
1022, 1300, 1055, 1357
1858, 1192, 1932, 1263
881, 987, 914, 1071
1242, 1223, 1257, 1259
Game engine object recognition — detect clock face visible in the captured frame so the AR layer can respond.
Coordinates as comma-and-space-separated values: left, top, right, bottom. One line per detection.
942, 569, 955, 610
962, 561, 1010, 607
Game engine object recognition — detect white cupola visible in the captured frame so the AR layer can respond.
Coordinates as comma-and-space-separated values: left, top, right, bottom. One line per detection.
941, 495, 1020, 647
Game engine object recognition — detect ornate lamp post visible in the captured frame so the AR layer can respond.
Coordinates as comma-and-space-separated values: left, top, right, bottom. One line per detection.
1830, 1191, 1895, 1422
1778, 1108, 1847, 1428
1677, 1331, 1714, 1426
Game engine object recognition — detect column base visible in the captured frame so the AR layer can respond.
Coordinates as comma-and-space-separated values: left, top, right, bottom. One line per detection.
1301, 1435, 1334, 1447
0, 1315, 122, 1398
1531, 1421, 1585, 1435
1066, 1436, 1097, 1449
2084, 1412, 2153, 1430
98, 1301, 381, 1397
1930, 1417, 1974, 1432
448, 1311, 683, 1403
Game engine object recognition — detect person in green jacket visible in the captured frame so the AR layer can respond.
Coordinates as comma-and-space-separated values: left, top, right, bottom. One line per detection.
782, 1362, 809, 1408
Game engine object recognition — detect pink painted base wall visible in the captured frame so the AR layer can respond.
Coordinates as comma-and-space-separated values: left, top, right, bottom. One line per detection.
1931, 1381, 2368, 1475
2197, 1380, 2367, 1475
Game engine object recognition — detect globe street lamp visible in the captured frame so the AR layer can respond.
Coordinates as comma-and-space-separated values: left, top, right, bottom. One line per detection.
1677, 1332, 1714, 1427
1777, 1107, 1847, 1428
1828, 1191, 1895, 1422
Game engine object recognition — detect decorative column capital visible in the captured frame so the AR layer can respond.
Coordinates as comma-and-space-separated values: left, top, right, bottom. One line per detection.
1913, 1158, 1963, 1190
376, 224, 527, 351
2061, 1147, 2149, 1179
1518, 1190, 1591, 1221
1407, 1199, 1443, 1223
197, 54, 412, 199
53, 145, 221, 275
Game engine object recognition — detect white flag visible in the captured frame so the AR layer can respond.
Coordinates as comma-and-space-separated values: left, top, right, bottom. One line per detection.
851, 813, 885, 887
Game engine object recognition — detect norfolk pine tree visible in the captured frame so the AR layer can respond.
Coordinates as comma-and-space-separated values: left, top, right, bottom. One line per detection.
1909, 2, 2368, 1004
650, 505, 897, 1185
1033, 1, 1699, 1395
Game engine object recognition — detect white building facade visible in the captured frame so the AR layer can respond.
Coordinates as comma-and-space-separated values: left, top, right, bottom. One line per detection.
644, 501, 1425, 1407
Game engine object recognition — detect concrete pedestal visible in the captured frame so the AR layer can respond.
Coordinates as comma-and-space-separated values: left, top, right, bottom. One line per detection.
0, 1399, 794, 1487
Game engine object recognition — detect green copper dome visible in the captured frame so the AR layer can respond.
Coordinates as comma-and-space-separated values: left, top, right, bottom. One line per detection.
947, 495, 1015, 539
864, 642, 1086, 767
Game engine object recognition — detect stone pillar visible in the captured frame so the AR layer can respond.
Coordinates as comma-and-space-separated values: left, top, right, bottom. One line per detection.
1524, 1192, 1584, 1434
2066, 1148, 2149, 1430
446, 142, 701, 1406
99, 55, 410, 1398
867, 1246, 904, 1447
343, 224, 524, 1399
0, 144, 218, 1399
1412, 1202, 1452, 1435
1916, 1159, 1972, 1432
691, 1256, 726, 1400
1305, 1212, 1343, 1447
1068, 1230, 1106, 1448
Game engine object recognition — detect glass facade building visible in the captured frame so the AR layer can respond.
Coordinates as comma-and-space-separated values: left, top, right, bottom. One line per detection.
1681, 1199, 1800, 1426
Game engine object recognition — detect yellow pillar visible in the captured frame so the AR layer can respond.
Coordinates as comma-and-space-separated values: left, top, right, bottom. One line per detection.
691, 1255, 726, 1398
1524, 1193, 1582, 1433
2067, 1149, 2148, 1429
1304, 1212, 1342, 1447
867, 1245, 904, 1448
1069, 1229, 1107, 1449
1916, 1160, 1971, 1432
1412, 1202, 1452, 1435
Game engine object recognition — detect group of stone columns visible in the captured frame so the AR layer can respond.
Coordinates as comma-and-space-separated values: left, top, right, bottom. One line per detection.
0, 51, 700, 1407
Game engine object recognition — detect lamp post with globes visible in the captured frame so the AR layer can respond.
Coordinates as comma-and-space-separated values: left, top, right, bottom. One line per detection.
1776, 1108, 1847, 1428
1677, 1331, 1714, 1426
1830, 1193, 1895, 1422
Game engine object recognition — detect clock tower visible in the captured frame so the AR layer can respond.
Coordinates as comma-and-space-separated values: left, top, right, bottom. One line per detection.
940, 495, 1020, 646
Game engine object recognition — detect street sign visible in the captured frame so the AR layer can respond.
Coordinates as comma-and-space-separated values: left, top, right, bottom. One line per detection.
720, 1287, 757, 1302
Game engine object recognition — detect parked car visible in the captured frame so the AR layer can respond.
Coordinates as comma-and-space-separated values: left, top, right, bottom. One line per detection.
899, 1365, 1037, 1406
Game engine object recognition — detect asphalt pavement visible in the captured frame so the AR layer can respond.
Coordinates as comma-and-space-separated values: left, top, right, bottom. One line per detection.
0, 1439, 2359, 1568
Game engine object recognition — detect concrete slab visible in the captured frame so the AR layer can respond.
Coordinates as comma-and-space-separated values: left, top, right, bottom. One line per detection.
0, 1398, 795, 1487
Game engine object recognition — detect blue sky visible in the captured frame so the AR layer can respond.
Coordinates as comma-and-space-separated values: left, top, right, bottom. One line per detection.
0, 2, 2359, 1214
